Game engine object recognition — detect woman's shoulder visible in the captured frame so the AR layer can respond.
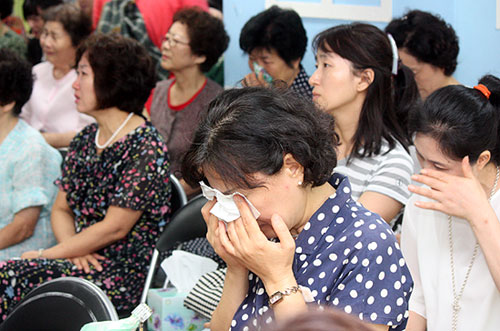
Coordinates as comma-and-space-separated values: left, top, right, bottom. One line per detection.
129, 121, 168, 152
370, 138, 414, 171
155, 78, 175, 92
32, 61, 52, 75
9, 120, 62, 163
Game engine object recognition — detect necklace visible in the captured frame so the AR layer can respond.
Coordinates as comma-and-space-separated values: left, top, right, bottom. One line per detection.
448, 165, 499, 331
95, 112, 134, 149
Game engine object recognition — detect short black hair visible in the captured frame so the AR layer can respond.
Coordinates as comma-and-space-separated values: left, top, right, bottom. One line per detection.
239, 5, 307, 67
0, 49, 33, 116
409, 75, 500, 165
22, 0, 62, 18
75, 33, 157, 115
173, 7, 229, 72
182, 87, 338, 189
0, 0, 13, 19
42, 3, 91, 47
385, 10, 459, 76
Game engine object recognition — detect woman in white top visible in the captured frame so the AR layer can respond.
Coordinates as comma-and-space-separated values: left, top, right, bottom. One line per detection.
21, 3, 93, 148
309, 23, 420, 224
402, 75, 500, 331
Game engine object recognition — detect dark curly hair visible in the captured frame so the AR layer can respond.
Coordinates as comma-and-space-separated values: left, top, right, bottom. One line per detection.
409, 75, 500, 165
75, 33, 157, 115
42, 3, 91, 47
0, 49, 33, 116
23, 0, 62, 18
182, 87, 338, 189
385, 10, 459, 76
173, 7, 229, 72
239, 5, 307, 67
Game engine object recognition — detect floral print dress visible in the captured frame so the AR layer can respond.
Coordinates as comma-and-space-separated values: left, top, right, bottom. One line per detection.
0, 122, 171, 320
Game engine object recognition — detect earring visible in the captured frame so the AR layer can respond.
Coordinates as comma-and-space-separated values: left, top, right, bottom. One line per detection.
298, 181, 303, 186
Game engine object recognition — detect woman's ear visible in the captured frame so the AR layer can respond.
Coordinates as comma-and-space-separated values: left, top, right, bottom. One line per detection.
283, 153, 304, 182
475, 150, 492, 171
194, 54, 207, 66
290, 58, 301, 70
357, 68, 374, 92
0, 101, 16, 114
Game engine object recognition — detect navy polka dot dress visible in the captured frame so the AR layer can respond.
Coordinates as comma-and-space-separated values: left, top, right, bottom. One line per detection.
230, 173, 413, 330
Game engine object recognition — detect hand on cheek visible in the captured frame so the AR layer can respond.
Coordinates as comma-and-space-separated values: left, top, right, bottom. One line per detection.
227, 196, 296, 286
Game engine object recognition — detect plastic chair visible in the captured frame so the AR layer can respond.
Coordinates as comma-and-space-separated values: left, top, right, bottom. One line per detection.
140, 194, 208, 303
0, 277, 118, 331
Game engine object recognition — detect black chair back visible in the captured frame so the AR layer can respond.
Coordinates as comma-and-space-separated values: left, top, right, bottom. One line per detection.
0, 277, 118, 331
140, 194, 208, 303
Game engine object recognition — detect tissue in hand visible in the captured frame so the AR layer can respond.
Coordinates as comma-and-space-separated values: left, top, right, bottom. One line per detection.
199, 181, 261, 223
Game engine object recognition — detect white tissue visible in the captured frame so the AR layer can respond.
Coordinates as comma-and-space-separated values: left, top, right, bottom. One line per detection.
160, 250, 219, 292
199, 181, 261, 223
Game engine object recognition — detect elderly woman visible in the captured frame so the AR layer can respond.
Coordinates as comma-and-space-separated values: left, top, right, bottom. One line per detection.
149, 7, 228, 195
182, 87, 413, 330
21, 3, 93, 148
0, 49, 60, 262
0, 33, 171, 320
239, 6, 312, 98
402, 75, 500, 331
385, 10, 460, 100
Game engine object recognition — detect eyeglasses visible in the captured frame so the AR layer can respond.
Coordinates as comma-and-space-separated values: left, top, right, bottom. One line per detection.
162, 33, 189, 48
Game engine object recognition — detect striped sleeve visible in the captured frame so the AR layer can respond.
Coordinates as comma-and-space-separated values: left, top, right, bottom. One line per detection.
365, 144, 414, 205
184, 268, 226, 319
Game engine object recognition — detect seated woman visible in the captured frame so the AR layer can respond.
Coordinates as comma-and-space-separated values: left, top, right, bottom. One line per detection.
21, 3, 93, 148
182, 87, 413, 330
402, 75, 500, 331
309, 23, 419, 225
385, 10, 460, 100
149, 7, 228, 195
239, 5, 312, 98
0, 49, 61, 261
0, 33, 171, 320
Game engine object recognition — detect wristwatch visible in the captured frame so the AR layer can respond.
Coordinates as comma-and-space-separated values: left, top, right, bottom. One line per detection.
268, 286, 301, 307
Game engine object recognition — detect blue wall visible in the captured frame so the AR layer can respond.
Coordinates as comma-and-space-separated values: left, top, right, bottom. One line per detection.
223, 0, 500, 87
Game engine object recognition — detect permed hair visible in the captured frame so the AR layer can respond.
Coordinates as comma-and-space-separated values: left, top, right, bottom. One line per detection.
239, 5, 307, 67
173, 7, 229, 72
75, 33, 157, 115
182, 87, 338, 189
385, 10, 459, 76
0, 49, 33, 115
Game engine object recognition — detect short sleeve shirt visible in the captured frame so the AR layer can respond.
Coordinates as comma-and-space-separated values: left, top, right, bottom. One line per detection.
0, 120, 61, 260
56, 122, 171, 263
230, 174, 413, 331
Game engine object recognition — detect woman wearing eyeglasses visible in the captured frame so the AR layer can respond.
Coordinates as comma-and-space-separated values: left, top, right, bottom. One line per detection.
149, 7, 229, 195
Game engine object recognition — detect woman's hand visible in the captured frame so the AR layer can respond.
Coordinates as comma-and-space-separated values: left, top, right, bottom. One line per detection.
223, 195, 296, 291
242, 71, 270, 87
408, 156, 492, 223
69, 253, 106, 273
202, 199, 247, 273
21, 250, 41, 259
